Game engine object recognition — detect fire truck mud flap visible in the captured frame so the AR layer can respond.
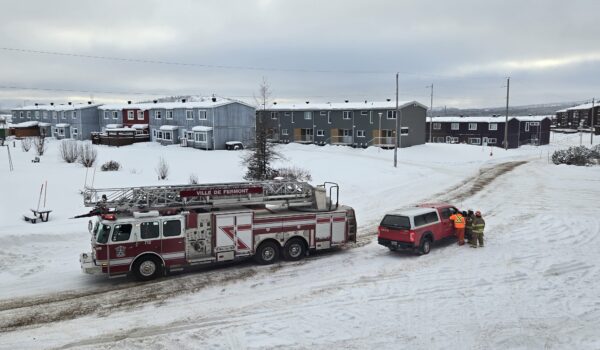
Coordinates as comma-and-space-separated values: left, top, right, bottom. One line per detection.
79, 252, 102, 275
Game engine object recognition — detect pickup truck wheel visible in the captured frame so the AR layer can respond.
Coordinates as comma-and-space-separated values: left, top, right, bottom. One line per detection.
418, 237, 432, 255
254, 241, 279, 265
132, 255, 163, 281
283, 238, 306, 261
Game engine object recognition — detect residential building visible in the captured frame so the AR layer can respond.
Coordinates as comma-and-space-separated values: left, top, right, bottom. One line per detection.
555, 101, 600, 134
11, 102, 100, 140
426, 115, 551, 148
259, 100, 427, 148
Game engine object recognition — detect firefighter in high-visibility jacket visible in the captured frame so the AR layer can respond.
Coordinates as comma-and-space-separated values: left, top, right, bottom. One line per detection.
471, 211, 485, 248
449, 211, 466, 246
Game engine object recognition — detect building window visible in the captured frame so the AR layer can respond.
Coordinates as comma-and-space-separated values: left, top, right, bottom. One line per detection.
58, 128, 64, 136
104, 111, 109, 119
320, 111, 327, 116
370, 113, 373, 124
127, 111, 134, 120
271, 112, 277, 119
433, 122, 441, 130
163, 132, 172, 140
451, 123, 459, 130
198, 110, 207, 120
19, 112, 23, 119
343, 111, 353, 120
27, 112, 31, 119
72, 128, 78, 138
468, 138, 481, 145
317, 129, 324, 137
357, 130, 365, 138
137, 110, 144, 120
436, 137, 445, 142
113, 111, 118, 119
489, 123, 498, 131
152, 129, 157, 137
468, 123, 477, 131
284, 112, 291, 117
387, 110, 397, 119
35, 111, 39, 119
155, 110, 162, 119
361, 111, 368, 116
42, 111, 48, 119
195, 132, 207, 142
61, 112, 66, 119
291, 113, 295, 124
165, 110, 173, 120
487, 138, 497, 144
282, 129, 288, 135
304, 111, 312, 120
157, 131, 163, 139
328, 113, 332, 124
186, 131, 193, 140
400, 127, 409, 135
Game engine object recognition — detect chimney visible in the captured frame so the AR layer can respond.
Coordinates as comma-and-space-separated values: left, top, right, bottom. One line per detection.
305, 101, 309, 104
364, 100, 367, 104
68, 102, 72, 105
386, 98, 391, 102
35, 103, 38, 106
50, 102, 54, 106
345, 100, 349, 103
273, 102, 277, 105
128, 101, 132, 105
181, 99, 186, 103
212, 97, 217, 102
88, 101, 92, 105
153, 100, 157, 104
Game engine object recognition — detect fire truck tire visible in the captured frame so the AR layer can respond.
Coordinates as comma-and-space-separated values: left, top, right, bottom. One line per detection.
254, 241, 280, 265
132, 255, 163, 281
283, 238, 306, 261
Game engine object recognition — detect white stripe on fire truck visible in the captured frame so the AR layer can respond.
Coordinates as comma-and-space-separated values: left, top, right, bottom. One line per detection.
162, 252, 186, 260
108, 258, 133, 266
254, 219, 316, 228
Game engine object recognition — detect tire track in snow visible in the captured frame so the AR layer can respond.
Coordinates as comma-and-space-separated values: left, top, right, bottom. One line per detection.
0, 160, 529, 333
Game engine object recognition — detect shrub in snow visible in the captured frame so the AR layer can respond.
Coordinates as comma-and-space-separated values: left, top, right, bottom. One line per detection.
101, 160, 121, 171
273, 166, 313, 182
21, 138, 32, 152
552, 146, 595, 166
189, 173, 199, 184
59, 140, 79, 163
33, 136, 47, 156
155, 157, 169, 180
78, 142, 97, 168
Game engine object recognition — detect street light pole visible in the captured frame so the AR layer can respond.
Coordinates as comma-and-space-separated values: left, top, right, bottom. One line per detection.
591, 98, 595, 145
427, 84, 433, 143
504, 77, 510, 150
394, 72, 399, 168
378, 112, 382, 147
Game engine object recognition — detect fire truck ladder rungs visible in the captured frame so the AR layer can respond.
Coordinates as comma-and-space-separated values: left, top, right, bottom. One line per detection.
83, 181, 316, 211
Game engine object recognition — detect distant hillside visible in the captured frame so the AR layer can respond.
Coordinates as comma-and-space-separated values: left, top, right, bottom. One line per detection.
433, 100, 589, 116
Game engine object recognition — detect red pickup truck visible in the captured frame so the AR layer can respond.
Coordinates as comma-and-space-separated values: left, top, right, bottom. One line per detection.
377, 203, 459, 255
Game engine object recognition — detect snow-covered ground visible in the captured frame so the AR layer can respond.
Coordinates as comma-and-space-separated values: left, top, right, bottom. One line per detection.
0, 134, 599, 349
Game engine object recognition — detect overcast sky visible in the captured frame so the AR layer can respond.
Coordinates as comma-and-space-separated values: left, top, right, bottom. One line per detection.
0, 0, 599, 109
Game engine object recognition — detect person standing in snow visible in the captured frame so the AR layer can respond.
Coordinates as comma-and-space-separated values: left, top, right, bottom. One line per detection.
449, 211, 466, 246
471, 211, 485, 248
465, 210, 475, 246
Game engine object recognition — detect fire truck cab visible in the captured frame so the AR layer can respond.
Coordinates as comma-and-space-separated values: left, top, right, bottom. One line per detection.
80, 181, 357, 280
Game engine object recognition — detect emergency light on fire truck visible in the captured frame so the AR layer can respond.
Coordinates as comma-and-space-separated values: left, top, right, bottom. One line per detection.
79, 180, 357, 281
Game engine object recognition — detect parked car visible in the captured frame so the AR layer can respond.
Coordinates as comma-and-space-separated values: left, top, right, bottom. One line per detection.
225, 141, 244, 150
377, 203, 459, 255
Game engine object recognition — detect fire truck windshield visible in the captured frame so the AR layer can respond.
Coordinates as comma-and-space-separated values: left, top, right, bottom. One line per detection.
96, 224, 112, 244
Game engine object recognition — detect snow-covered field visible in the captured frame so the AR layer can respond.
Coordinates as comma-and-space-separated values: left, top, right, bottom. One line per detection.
0, 134, 599, 349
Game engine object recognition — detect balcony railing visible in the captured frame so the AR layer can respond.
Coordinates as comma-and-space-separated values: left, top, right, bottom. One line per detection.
370, 137, 396, 146
295, 135, 314, 143
330, 136, 353, 144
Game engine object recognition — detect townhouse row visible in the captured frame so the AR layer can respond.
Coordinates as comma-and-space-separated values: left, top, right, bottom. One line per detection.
555, 101, 600, 133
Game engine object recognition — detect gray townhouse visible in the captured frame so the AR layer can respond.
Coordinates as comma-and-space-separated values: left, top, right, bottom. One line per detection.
11, 102, 100, 140
555, 101, 600, 133
259, 100, 427, 148
98, 98, 256, 150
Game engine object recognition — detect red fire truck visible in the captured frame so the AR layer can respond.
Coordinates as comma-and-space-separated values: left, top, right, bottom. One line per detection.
79, 180, 357, 280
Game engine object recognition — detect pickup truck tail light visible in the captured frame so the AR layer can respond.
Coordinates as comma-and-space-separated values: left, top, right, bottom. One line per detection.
409, 230, 415, 242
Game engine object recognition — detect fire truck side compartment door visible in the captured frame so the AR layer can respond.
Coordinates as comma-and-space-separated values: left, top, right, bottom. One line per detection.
316, 214, 332, 249
234, 213, 253, 254
215, 214, 236, 253
331, 213, 347, 244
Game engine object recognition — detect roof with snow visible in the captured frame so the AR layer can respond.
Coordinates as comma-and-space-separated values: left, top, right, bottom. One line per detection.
99, 98, 251, 111
12, 121, 39, 128
556, 101, 598, 113
267, 100, 428, 111
159, 125, 179, 131
192, 126, 213, 132
55, 123, 71, 128
431, 115, 551, 123
131, 124, 148, 129
105, 124, 123, 129
12, 103, 100, 111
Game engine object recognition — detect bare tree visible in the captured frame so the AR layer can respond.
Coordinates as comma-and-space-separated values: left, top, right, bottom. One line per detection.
274, 166, 313, 182
59, 140, 79, 163
155, 157, 169, 180
33, 135, 47, 156
78, 142, 97, 167
189, 173, 199, 184
21, 138, 32, 152
243, 78, 282, 180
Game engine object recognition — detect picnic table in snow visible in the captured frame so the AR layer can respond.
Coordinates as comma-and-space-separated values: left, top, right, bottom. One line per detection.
24, 208, 52, 223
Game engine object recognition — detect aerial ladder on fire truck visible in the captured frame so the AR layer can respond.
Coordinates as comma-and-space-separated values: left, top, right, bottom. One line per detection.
81, 180, 339, 213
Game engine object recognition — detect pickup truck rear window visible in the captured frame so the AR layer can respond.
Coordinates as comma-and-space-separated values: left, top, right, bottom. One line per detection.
380, 215, 411, 229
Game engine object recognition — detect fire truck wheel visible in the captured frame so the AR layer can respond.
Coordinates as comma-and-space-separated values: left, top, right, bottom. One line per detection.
283, 238, 306, 261
133, 255, 163, 281
254, 241, 280, 265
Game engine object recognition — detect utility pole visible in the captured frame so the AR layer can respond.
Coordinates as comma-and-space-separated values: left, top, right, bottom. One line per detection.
504, 77, 510, 150
427, 84, 433, 143
591, 98, 595, 145
394, 73, 399, 168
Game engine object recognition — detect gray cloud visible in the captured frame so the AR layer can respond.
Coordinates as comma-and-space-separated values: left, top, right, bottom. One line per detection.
1, 0, 599, 109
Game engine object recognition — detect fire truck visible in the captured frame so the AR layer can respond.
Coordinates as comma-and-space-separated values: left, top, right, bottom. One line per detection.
79, 180, 357, 280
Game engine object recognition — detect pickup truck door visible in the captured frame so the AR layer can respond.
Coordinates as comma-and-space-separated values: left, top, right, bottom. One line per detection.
439, 208, 455, 238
